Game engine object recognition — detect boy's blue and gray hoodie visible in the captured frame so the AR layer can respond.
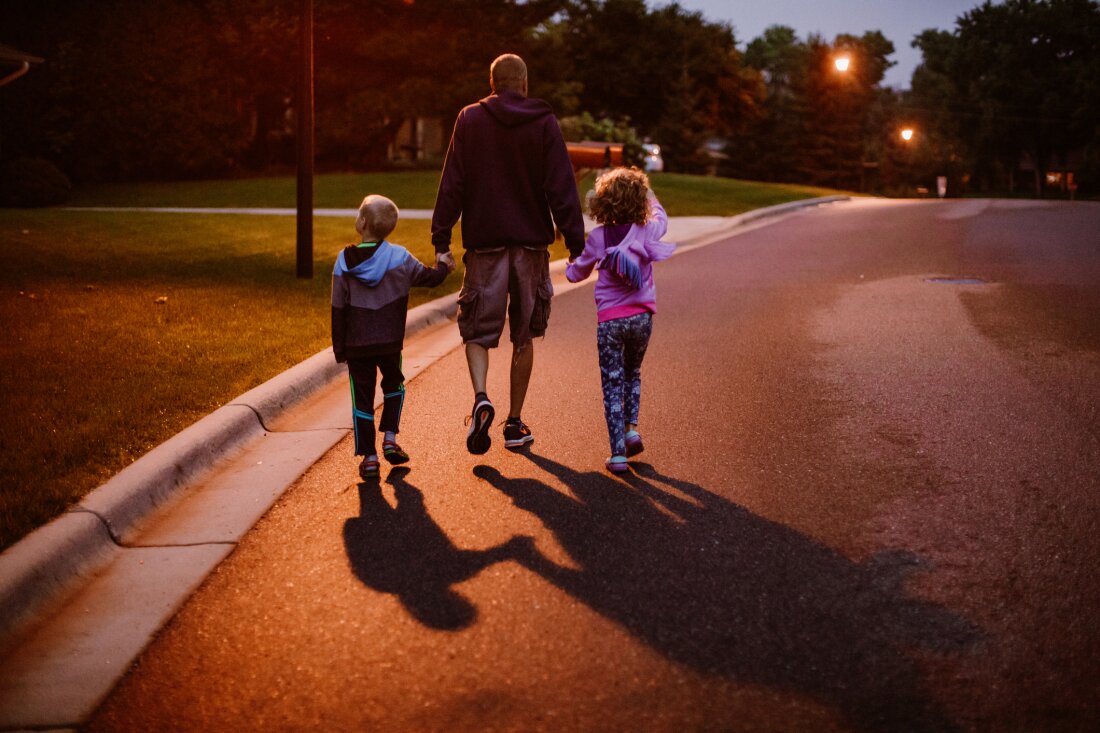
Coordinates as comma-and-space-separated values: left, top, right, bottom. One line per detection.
331, 241, 448, 362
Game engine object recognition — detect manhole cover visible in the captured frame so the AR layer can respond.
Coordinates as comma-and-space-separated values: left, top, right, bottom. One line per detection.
925, 277, 990, 285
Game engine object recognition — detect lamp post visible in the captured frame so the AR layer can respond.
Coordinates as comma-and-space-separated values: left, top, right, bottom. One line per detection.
899, 127, 916, 196
296, 0, 314, 279
831, 51, 852, 189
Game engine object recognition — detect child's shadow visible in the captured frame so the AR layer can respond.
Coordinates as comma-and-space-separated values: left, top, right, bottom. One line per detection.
474, 453, 982, 733
343, 467, 530, 631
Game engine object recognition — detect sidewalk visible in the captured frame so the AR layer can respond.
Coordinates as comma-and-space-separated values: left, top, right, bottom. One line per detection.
0, 197, 847, 730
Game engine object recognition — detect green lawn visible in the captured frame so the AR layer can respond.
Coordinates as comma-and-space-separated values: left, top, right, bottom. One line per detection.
68, 170, 853, 215
649, 173, 854, 215
70, 171, 447, 210
1, 171, 846, 550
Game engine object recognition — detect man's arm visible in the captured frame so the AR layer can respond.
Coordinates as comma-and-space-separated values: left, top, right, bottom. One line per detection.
543, 118, 586, 258
431, 112, 466, 254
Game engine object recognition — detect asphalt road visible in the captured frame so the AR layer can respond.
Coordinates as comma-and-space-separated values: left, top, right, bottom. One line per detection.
89, 199, 1100, 732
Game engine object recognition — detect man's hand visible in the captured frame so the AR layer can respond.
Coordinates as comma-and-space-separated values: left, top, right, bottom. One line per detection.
437, 251, 457, 273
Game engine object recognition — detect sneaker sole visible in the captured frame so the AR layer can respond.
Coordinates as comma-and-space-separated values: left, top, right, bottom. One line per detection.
383, 449, 409, 465
467, 404, 494, 455
504, 435, 534, 449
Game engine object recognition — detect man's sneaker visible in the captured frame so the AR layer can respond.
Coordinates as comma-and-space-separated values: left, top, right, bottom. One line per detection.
382, 440, 409, 465
625, 430, 644, 457
358, 456, 380, 479
466, 396, 494, 455
503, 418, 534, 449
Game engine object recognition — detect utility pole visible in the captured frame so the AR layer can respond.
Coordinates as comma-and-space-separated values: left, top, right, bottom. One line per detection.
296, 0, 314, 278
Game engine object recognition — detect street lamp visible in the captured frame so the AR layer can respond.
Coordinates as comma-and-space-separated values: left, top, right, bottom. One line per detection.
834, 54, 851, 73
898, 127, 916, 196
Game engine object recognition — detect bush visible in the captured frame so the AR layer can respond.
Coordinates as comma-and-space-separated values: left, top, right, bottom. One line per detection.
559, 113, 645, 168
0, 157, 72, 207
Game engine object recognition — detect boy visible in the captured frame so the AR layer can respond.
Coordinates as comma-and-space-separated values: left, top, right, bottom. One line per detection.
332, 195, 453, 479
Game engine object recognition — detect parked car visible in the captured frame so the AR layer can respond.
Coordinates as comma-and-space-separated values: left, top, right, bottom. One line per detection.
642, 143, 664, 172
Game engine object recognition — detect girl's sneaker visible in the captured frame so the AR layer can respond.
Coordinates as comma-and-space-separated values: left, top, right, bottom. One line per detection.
358, 455, 380, 479
606, 455, 630, 473
624, 430, 644, 457
382, 440, 409, 465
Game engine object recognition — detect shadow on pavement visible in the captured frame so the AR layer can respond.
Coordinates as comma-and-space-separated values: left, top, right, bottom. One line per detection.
343, 467, 530, 631
473, 452, 981, 733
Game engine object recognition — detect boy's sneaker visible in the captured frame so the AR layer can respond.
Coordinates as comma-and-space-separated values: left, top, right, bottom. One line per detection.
625, 430, 644, 457
466, 396, 494, 455
503, 418, 534, 449
382, 440, 409, 465
358, 456, 380, 479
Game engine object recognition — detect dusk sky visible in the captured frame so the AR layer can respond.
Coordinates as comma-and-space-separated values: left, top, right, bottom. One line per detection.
672, 0, 988, 89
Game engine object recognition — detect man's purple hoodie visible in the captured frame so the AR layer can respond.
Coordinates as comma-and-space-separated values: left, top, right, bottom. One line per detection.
431, 90, 585, 258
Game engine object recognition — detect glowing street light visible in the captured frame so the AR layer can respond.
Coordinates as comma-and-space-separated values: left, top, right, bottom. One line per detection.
900, 127, 915, 142
834, 55, 851, 73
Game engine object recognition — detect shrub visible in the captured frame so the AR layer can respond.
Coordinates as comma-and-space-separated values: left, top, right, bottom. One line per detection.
0, 157, 72, 207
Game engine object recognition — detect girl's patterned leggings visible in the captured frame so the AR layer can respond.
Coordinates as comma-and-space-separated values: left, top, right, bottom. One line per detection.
596, 312, 653, 456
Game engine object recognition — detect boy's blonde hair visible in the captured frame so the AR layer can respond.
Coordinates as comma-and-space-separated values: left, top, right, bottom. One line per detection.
588, 167, 650, 226
356, 194, 399, 241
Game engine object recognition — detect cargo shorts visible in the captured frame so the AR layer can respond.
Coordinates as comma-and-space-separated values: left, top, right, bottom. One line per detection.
457, 246, 553, 349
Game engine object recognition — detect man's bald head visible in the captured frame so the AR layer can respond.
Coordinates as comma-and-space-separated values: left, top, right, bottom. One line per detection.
490, 53, 528, 96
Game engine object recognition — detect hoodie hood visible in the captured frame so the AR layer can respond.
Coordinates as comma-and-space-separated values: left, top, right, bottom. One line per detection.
333, 240, 409, 287
598, 224, 677, 290
479, 90, 553, 128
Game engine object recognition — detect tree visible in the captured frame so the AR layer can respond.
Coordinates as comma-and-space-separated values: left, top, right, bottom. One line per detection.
910, 0, 1100, 195
312, 0, 564, 169
1, 0, 254, 181
552, 0, 761, 173
726, 26, 895, 189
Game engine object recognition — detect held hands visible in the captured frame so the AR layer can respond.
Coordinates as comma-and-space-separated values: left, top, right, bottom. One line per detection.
436, 251, 457, 273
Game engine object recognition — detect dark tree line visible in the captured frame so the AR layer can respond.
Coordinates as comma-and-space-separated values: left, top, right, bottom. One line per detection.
907, 0, 1100, 196
723, 26, 898, 190
0, 0, 761, 183
2, 0, 1097, 195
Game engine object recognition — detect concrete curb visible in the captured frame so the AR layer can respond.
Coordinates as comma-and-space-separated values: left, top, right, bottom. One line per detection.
0, 290, 464, 642
0, 194, 847, 643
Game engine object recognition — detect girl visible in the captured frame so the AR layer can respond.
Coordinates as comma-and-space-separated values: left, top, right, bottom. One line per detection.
566, 167, 675, 473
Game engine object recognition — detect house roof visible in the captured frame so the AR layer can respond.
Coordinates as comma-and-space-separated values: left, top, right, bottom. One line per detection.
0, 42, 44, 66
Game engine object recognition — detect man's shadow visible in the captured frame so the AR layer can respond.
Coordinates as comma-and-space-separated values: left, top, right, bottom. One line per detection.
474, 453, 981, 733
343, 467, 530, 631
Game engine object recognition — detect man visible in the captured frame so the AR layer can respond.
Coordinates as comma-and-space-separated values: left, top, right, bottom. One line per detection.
432, 53, 585, 454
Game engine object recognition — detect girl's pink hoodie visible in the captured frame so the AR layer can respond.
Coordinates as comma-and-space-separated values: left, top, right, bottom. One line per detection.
565, 195, 677, 322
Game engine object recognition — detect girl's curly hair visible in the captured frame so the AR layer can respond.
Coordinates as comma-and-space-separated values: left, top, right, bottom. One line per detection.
588, 166, 650, 226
